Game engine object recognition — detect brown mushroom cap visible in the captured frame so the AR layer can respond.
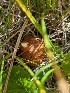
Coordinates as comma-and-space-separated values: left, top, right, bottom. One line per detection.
20, 34, 44, 66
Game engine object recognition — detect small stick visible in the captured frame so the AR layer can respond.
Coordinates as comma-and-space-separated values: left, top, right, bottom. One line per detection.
3, 19, 28, 93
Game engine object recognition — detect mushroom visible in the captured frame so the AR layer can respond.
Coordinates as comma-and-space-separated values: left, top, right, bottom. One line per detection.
20, 34, 44, 66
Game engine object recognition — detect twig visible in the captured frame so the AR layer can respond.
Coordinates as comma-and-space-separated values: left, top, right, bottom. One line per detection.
3, 19, 28, 93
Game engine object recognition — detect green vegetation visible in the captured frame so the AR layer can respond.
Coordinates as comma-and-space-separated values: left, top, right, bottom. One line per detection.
0, 0, 70, 93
